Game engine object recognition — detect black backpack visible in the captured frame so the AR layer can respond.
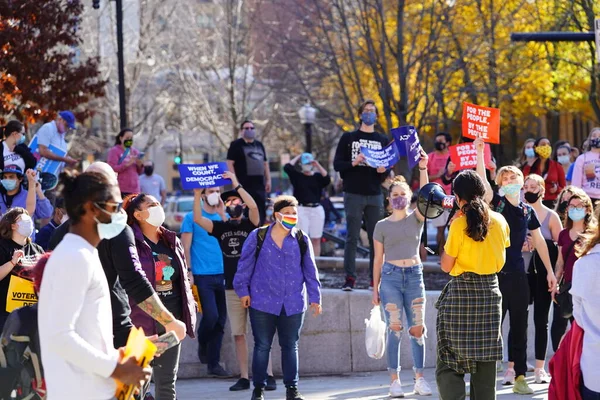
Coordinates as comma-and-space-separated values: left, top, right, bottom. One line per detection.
254, 225, 308, 266
0, 305, 46, 400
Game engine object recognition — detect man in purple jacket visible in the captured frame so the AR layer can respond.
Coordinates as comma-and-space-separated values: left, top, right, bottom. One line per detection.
234, 195, 322, 400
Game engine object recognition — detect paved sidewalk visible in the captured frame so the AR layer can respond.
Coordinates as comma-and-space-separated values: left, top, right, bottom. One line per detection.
172, 366, 550, 399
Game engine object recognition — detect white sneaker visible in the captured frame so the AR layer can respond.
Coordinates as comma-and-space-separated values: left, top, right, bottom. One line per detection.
502, 368, 516, 385
534, 368, 551, 384
527, 362, 535, 372
390, 379, 405, 398
414, 377, 432, 396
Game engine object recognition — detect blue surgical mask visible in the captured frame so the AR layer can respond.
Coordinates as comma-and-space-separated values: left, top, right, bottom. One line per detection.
557, 155, 571, 165
568, 208, 586, 222
16, 135, 26, 145
361, 111, 377, 126
1, 179, 18, 191
501, 183, 522, 197
524, 148, 535, 158
94, 207, 127, 240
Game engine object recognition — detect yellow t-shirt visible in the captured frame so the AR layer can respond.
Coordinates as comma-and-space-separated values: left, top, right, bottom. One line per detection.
444, 210, 510, 276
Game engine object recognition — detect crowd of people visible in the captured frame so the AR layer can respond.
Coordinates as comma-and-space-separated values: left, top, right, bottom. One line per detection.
0, 103, 599, 400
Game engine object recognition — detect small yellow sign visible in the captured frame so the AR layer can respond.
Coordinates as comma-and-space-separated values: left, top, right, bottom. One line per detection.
192, 285, 202, 314
114, 327, 157, 400
6, 275, 37, 313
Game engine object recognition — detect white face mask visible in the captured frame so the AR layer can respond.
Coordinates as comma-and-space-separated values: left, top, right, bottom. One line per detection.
16, 215, 34, 238
206, 192, 220, 207
145, 205, 166, 227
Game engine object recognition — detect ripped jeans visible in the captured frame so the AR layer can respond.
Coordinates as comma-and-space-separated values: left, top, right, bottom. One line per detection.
379, 263, 426, 374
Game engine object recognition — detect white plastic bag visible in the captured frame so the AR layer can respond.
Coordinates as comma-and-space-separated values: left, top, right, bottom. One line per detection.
365, 305, 386, 359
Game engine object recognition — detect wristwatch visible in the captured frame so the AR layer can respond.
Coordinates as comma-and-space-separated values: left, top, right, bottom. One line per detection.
234, 184, 243, 191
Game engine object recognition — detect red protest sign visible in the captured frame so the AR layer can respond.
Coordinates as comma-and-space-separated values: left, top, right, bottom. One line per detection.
462, 102, 501, 144
449, 143, 493, 171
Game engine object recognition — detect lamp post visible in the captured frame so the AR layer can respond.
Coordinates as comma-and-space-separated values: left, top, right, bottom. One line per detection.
298, 102, 317, 153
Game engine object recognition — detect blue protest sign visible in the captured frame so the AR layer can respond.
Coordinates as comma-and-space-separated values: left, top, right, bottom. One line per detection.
28, 135, 67, 176
361, 142, 399, 169
391, 125, 423, 169
391, 126, 412, 157
178, 162, 231, 190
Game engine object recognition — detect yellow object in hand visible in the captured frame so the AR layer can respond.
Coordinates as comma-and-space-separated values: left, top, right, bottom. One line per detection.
114, 327, 157, 400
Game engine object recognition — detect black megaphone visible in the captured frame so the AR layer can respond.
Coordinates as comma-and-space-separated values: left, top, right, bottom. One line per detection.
417, 182, 456, 219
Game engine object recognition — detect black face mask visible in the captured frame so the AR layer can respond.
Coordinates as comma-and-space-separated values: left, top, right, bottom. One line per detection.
557, 200, 568, 215
226, 204, 244, 219
144, 166, 154, 176
123, 139, 133, 148
434, 142, 447, 151
590, 138, 600, 149
524, 191, 541, 204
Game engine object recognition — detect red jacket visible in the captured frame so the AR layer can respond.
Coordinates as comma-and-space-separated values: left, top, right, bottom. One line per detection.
548, 320, 583, 400
522, 159, 566, 201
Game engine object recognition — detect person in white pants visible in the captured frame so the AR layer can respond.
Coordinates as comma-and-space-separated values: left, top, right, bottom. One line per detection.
283, 153, 331, 256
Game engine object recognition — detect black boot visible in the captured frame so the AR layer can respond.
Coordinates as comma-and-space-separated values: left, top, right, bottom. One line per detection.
251, 387, 265, 400
286, 386, 305, 400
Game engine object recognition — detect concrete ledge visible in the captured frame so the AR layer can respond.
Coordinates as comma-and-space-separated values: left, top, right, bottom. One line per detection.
179, 288, 551, 378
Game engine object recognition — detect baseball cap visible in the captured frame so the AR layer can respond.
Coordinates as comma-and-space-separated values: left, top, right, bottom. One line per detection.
1, 165, 23, 177
221, 190, 241, 203
58, 111, 76, 130
300, 153, 314, 165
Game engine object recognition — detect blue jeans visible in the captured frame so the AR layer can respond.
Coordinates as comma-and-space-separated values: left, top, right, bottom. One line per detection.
249, 307, 305, 388
343, 192, 383, 279
582, 383, 600, 400
378, 263, 426, 374
194, 274, 227, 368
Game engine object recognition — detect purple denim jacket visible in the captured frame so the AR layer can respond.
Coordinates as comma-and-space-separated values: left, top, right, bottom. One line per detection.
129, 224, 197, 337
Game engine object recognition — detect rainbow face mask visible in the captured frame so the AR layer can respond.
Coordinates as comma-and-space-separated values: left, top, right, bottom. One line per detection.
277, 213, 298, 230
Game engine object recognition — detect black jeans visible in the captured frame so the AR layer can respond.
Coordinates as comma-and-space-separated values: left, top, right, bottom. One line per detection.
499, 271, 529, 377
152, 322, 182, 400
532, 266, 553, 361
195, 274, 227, 368
436, 358, 496, 400
342, 192, 383, 280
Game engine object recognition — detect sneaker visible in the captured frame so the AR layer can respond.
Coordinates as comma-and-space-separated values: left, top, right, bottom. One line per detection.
414, 377, 432, 396
266, 375, 277, 391
502, 368, 516, 385
496, 361, 504, 373
230, 378, 251, 391
534, 368, 551, 384
389, 379, 405, 398
341, 277, 355, 291
527, 362, 535, 372
251, 387, 265, 400
285, 386, 305, 400
198, 342, 208, 364
208, 364, 234, 378
513, 376, 534, 395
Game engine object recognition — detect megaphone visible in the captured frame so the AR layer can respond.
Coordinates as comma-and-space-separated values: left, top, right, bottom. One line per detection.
417, 182, 456, 219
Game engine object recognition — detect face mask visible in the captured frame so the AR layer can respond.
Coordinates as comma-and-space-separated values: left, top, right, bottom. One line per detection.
524, 191, 541, 204
60, 214, 69, 224
434, 142, 446, 151
243, 129, 256, 140
206, 192, 220, 207
590, 138, 600, 149
226, 204, 244, 219
524, 148, 535, 158
301, 164, 313, 173
360, 111, 377, 126
568, 208, 586, 222
94, 208, 127, 240
1, 179, 17, 191
144, 166, 154, 176
557, 155, 571, 165
535, 145, 552, 159
277, 213, 298, 230
145, 205, 165, 227
501, 183, 522, 198
16, 216, 34, 237
557, 200, 568, 215
123, 139, 133, 148
390, 196, 409, 210
16, 135, 26, 145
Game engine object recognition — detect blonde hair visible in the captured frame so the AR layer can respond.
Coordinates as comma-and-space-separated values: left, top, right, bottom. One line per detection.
524, 174, 546, 195
495, 165, 524, 186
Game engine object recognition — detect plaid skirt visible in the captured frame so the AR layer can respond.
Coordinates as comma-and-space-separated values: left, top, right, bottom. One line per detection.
435, 272, 503, 374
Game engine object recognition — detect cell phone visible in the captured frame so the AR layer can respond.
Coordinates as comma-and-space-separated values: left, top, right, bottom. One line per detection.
151, 331, 179, 356
138, 152, 145, 159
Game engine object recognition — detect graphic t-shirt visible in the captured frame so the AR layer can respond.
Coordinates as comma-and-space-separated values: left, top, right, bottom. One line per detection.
571, 152, 600, 200
3, 142, 25, 172
145, 237, 183, 319
227, 139, 267, 192
210, 219, 257, 290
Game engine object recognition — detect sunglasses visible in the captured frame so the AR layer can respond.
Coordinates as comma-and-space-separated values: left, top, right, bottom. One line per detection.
95, 201, 123, 213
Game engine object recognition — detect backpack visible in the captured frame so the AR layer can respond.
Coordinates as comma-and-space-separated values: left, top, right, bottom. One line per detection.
0, 305, 46, 400
254, 225, 308, 266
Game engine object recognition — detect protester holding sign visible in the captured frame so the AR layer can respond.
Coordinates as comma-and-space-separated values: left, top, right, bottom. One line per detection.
107, 128, 144, 197
35, 111, 78, 168
0, 120, 37, 173
521, 137, 566, 209
284, 153, 331, 257
0, 208, 43, 332
333, 100, 389, 291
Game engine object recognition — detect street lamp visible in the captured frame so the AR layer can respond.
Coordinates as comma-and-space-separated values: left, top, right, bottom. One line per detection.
298, 102, 317, 153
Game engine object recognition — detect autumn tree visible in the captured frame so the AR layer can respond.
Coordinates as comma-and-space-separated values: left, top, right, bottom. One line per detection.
0, 0, 105, 123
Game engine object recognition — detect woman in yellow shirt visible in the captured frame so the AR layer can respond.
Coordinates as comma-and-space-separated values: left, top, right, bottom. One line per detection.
435, 169, 510, 400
